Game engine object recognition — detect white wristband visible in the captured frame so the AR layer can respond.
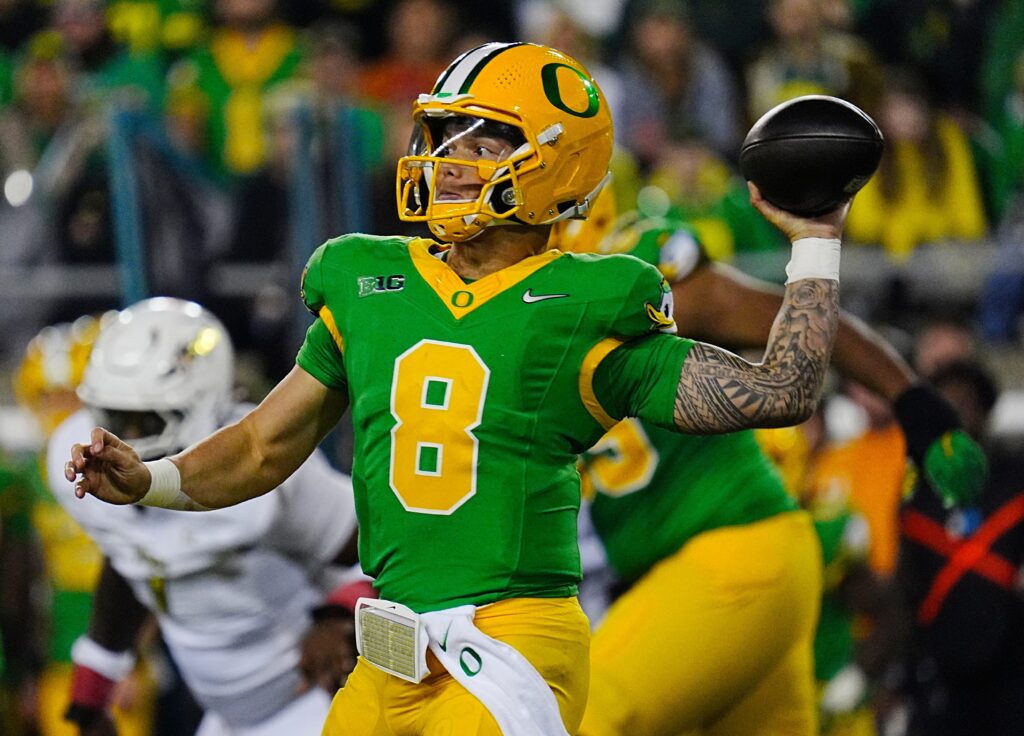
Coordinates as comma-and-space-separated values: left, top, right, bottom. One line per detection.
71, 636, 137, 681
785, 237, 841, 284
140, 459, 207, 510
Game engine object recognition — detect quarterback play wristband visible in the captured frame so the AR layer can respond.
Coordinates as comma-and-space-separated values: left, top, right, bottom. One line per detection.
140, 459, 208, 510
70, 636, 135, 708
785, 238, 841, 284
69, 665, 117, 709
71, 636, 136, 682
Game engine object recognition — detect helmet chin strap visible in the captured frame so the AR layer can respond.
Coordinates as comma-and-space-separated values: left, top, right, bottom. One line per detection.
543, 171, 613, 224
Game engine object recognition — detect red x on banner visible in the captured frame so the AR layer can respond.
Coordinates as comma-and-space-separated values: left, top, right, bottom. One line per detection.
901, 493, 1024, 625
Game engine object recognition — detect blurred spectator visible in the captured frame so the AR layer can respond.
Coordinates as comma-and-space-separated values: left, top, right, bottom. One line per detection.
0, 32, 114, 340
218, 21, 386, 379
609, 0, 768, 81
53, 0, 165, 113
358, 0, 456, 108
978, 195, 1024, 344
519, 4, 624, 116
758, 407, 908, 735
912, 314, 977, 379
645, 137, 788, 260
897, 359, 1024, 736
845, 69, 988, 260
611, 0, 741, 170
808, 380, 908, 579
104, 0, 207, 59
977, 0, 1024, 223
798, 410, 906, 736
745, 0, 884, 120
860, 0, 998, 114
165, 0, 304, 183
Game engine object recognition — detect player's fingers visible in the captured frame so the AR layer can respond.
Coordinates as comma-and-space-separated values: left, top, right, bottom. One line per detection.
70, 442, 95, 471
90, 426, 127, 455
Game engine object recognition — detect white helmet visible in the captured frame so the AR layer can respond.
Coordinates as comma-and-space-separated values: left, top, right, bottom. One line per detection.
77, 297, 234, 460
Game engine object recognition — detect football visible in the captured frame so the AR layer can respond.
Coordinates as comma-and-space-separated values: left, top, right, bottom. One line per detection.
739, 95, 884, 216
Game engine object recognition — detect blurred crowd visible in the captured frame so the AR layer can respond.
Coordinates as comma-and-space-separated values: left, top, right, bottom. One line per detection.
0, 0, 1023, 735
0, 0, 1021, 373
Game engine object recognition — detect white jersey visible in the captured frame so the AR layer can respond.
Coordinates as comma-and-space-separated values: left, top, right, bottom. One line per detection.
49, 408, 358, 731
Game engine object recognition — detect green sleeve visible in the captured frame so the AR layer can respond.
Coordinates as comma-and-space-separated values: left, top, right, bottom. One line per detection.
296, 319, 347, 391
593, 333, 695, 430
295, 241, 348, 390
300, 242, 329, 314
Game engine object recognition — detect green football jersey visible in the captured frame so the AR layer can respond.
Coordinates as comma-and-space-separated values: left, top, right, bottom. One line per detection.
584, 216, 796, 581
297, 234, 691, 612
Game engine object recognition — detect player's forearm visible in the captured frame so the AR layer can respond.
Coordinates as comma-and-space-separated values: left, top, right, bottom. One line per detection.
673, 277, 839, 432
167, 418, 286, 508
832, 312, 914, 402
158, 367, 346, 510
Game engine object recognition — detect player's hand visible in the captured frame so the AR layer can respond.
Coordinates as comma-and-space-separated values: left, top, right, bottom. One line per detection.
748, 181, 849, 242
66, 428, 149, 505
893, 384, 988, 507
298, 615, 357, 693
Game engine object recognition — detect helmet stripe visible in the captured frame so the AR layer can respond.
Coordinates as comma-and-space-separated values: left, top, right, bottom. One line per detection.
432, 42, 526, 96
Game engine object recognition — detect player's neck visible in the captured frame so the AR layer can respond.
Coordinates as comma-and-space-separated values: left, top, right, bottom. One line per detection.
446, 225, 552, 281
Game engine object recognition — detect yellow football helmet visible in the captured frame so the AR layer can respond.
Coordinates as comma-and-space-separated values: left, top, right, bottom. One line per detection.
14, 314, 107, 435
397, 42, 614, 242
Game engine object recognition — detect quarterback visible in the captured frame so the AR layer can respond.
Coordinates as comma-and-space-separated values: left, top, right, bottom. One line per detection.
69, 43, 847, 735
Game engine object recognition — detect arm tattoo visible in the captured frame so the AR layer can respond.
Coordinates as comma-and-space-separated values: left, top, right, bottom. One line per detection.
674, 278, 839, 433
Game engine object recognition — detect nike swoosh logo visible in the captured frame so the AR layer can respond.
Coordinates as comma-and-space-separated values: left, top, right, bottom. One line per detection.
439, 621, 453, 652
522, 289, 570, 303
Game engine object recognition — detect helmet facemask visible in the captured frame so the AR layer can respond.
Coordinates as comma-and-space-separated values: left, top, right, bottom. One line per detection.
398, 111, 538, 241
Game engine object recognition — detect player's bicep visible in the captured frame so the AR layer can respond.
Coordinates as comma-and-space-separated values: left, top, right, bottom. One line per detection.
593, 334, 694, 430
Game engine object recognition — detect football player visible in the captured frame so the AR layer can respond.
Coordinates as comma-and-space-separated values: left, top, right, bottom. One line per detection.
569, 210, 983, 735
50, 299, 361, 736
69, 42, 850, 735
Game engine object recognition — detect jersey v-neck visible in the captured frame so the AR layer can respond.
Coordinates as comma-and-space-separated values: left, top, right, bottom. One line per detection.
408, 239, 563, 319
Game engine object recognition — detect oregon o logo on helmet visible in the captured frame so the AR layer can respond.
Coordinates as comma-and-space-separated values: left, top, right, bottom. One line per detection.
541, 63, 600, 118
460, 646, 483, 677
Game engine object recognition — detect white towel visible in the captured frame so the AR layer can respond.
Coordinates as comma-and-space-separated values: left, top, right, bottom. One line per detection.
421, 606, 570, 736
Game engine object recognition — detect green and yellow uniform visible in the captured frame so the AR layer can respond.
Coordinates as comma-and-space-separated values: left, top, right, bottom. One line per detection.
296, 234, 690, 733
579, 217, 822, 736
167, 24, 303, 181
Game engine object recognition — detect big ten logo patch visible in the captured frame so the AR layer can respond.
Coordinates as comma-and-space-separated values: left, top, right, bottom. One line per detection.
358, 274, 406, 297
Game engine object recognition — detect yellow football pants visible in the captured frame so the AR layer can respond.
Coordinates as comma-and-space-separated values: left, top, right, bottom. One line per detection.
581, 510, 822, 736
322, 596, 591, 736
